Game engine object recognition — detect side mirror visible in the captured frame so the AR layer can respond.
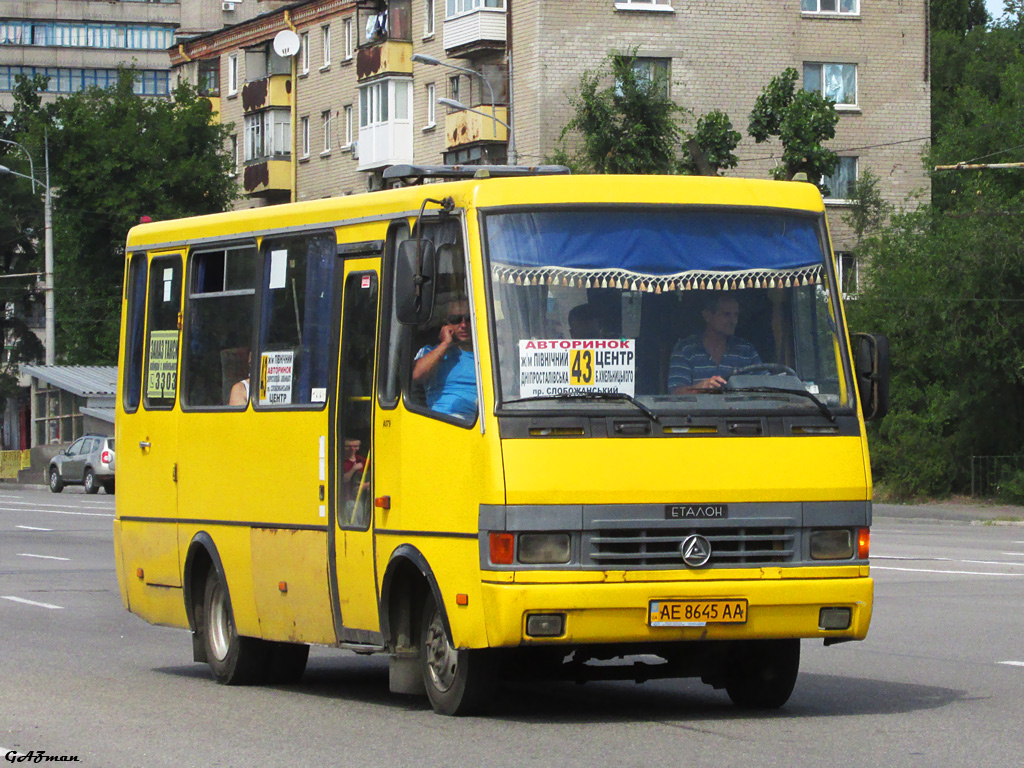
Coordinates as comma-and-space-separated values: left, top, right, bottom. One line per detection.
852, 333, 890, 422
395, 238, 436, 325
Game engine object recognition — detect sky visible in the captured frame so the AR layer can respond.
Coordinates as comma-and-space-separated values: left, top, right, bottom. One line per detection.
987, 0, 1006, 21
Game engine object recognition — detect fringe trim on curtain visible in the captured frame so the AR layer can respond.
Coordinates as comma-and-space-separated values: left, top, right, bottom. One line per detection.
491, 264, 823, 293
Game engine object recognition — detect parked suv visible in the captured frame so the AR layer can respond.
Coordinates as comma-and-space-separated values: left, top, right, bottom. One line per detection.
48, 435, 115, 494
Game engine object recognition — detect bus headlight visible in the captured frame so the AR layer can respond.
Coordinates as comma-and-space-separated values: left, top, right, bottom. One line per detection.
517, 533, 571, 564
809, 529, 854, 560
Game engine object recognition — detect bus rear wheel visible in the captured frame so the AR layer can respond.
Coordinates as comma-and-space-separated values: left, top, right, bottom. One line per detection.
724, 639, 800, 709
202, 569, 269, 685
419, 595, 492, 716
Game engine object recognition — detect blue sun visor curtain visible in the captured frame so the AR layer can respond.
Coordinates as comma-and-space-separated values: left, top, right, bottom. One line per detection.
484, 209, 827, 289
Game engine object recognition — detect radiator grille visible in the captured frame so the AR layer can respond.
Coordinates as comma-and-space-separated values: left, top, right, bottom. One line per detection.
585, 526, 796, 567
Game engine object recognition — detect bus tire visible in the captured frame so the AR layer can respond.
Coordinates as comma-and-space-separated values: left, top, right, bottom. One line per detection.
419, 595, 492, 716
724, 639, 800, 710
83, 468, 100, 494
48, 467, 63, 493
202, 569, 269, 685
265, 642, 309, 685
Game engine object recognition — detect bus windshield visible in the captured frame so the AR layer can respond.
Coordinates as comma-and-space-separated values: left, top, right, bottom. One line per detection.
483, 207, 852, 415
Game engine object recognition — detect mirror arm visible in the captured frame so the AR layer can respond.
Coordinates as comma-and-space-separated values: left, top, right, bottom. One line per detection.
412, 196, 453, 309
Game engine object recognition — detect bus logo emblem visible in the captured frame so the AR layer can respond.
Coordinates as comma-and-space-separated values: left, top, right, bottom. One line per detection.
680, 535, 712, 567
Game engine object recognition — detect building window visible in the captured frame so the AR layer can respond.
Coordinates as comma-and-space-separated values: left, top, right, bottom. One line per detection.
822, 156, 857, 201
0, 21, 176, 50
244, 110, 291, 161
615, 56, 670, 98
837, 251, 859, 295
803, 62, 857, 107
34, 382, 84, 445
0, 65, 169, 95
322, 110, 333, 153
322, 25, 331, 68
802, 0, 859, 14
198, 58, 220, 96
425, 83, 436, 128
344, 18, 353, 60
301, 116, 310, 157
425, 0, 436, 36
614, 0, 673, 10
230, 134, 238, 174
448, 74, 460, 104
300, 32, 309, 74
228, 54, 238, 95
445, 0, 506, 18
343, 105, 354, 147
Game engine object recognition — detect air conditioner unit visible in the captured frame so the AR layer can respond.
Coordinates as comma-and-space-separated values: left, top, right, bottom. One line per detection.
222, 1, 238, 11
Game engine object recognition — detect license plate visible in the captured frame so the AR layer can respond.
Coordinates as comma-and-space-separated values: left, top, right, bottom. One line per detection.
648, 599, 748, 627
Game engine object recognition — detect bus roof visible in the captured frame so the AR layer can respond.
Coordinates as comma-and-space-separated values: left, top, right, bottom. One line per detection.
125, 174, 826, 253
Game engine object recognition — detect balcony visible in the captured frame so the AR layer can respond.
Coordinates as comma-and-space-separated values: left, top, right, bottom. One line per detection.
241, 74, 291, 113
356, 40, 413, 81
444, 106, 508, 149
205, 96, 222, 122
243, 159, 291, 198
443, 7, 506, 57
357, 122, 414, 171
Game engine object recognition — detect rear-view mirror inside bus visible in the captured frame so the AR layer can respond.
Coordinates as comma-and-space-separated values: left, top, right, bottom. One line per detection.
395, 238, 436, 325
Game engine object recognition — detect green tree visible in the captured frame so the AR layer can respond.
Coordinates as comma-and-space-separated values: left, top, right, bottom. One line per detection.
846, 205, 1024, 497
683, 110, 741, 176
931, 0, 988, 32
748, 67, 839, 185
559, 51, 682, 174
7, 70, 237, 364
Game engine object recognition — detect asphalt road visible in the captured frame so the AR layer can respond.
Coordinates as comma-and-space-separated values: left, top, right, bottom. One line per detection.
2, 485, 1023, 768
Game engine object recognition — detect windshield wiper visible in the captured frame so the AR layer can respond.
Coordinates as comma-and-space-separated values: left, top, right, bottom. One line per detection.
503, 392, 659, 422
723, 385, 835, 423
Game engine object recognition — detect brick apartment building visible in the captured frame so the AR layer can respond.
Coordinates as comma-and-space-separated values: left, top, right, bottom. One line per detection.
172, 0, 930, 293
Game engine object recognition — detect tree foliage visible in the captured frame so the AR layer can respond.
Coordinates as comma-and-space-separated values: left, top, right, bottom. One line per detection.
560, 51, 683, 174
684, 110, 741, 175
846, 6, 1024, 497
748, 67, 839, 184
4, 70, 237, 365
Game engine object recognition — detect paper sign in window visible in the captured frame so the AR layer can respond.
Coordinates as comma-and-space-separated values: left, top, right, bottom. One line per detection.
269, 249, 288, 290
258, 350, 294, 405
517, 339, 636, 398
146, 330, 179, 399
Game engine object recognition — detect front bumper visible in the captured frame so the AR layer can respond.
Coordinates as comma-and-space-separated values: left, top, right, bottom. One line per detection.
478, 570, 873, 648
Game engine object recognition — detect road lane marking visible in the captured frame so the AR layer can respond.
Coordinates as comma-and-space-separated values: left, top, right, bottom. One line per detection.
15, 525, 53, 531
998, 661, 1024, 667
873, 566, 1024, 577
17, 553, 70, 561
875, 555, 1024, 567
1001, 552, 1024, 557
0, 507, 113, 518
0, 596, 64, 610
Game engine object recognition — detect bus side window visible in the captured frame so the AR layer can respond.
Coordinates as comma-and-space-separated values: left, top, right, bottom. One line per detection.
182, 246, 257, 408
122, 254, 148, 412
403, 224, 475, 425
256, 233, 336, 408
142, 255, 182, 410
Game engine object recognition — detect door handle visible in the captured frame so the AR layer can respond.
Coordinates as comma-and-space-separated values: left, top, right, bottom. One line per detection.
139, 441, 152, 449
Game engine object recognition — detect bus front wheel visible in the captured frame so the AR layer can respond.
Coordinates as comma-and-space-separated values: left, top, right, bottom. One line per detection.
724, 639, 800, 709
202, 569, 268, 685
419, 595, 492, 715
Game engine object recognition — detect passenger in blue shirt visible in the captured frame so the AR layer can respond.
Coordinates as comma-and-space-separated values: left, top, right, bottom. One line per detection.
413, 299, 478, 421
668, 293, 761, 393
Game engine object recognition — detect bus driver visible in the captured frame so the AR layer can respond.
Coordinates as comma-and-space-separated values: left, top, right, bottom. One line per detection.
412, 299, 478, 421
668, 293, 761, 393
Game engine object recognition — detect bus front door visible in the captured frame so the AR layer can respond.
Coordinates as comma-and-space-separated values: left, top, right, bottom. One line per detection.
330, 264, 382, 644
119, 251, 183, 593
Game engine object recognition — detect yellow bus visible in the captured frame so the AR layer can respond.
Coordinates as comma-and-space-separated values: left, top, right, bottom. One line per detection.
114, 166, 889, 715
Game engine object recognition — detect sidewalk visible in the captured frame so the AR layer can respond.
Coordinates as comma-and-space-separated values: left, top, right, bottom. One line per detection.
874, 500, 1024, 524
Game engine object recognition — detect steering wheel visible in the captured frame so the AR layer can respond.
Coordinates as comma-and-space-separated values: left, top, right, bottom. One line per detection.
727, 363, 799, 379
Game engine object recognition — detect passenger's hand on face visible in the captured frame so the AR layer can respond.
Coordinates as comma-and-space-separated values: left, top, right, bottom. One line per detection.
440, 323, 457, 346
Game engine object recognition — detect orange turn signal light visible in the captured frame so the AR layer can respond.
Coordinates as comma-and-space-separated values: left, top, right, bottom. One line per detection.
136, 567, 144, 579
456, 593, 469, 606
374, 496, 391, 510
857, 528, 870, 559
278, 581, 288, 593
489, 532, 514, 565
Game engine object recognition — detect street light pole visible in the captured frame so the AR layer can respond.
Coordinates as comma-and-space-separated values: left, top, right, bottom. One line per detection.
411, 53, 499, 139
0, 133, 55, 365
